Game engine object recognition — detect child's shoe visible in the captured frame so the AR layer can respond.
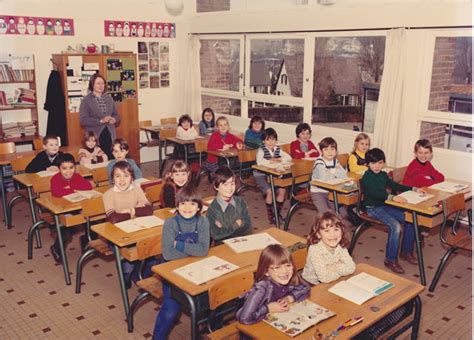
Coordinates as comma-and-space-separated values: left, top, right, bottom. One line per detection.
400, 252, 418, 265
383, 259, 405, 274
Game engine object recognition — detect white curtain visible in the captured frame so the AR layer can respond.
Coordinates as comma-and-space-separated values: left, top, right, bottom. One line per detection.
182, 35, 202, 121
373, 28, 408, 167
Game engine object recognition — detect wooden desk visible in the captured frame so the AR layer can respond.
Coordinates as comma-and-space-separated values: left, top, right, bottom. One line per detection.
311, 179, 359, 213
385, 180, 472, 286
92, 208, 173, 318
166, 136, 208, 164
153, 227, 305, 340
238, 263, 424, 340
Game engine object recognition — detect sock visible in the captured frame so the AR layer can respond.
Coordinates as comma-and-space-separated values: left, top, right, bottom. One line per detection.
276, 201, 285, 221
265, 203, 274, 223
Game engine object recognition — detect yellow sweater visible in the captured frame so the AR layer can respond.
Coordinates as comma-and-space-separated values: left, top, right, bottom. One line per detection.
348, 150, 368, 173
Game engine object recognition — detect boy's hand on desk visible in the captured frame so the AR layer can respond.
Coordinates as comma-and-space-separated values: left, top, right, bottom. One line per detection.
393, 196, 407, 204
215, 220, 223, 229
235, 219, 243, 228
47, 166, 59, 172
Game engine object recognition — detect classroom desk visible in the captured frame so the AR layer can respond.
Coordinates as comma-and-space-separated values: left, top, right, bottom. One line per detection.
92, 209, 173, 318
153, 227, 305, 340
310, 179, 359, 213
238, 263, 424, 340
166, 136, 208, 164
206, 148, 242, 168
140, 125, 173, 175
32, 186, 109, 285
385, 180, 472, 286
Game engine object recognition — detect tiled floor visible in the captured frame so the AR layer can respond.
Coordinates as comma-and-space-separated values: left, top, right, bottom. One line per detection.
0, 161, 471, 339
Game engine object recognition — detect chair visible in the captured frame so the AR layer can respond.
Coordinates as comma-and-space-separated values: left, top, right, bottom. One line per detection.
139, 120, 160, 148
127, 234, 163, 332
160, 117, 177, 126
159, 128, 177, 160
348, 180, 386, 255
33, 138, 43, 151
391, 166, 408, 183
337, 153, 349, 170
291, 246, 308, 272
194, 138, 209, 184
91, 166, 109, 187
280, 143, 291, 154
283, 160, 316, 231
75, 197, 110, 294
6, 154, 36, 228
205, 269, 254, 339
235, 149, 258, 195
429, 193, 471, 292
0, 142, 15, 154
144, 182, 164, 209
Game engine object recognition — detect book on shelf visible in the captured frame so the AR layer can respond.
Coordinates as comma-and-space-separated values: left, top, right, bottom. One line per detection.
0, 54, 34, 82
328, 272, 394, 305
223, 232, 281, 253
63, 190, 103, 203
2, 121, 37, 138
264, 300, 336, 337
173, 256, 240, 285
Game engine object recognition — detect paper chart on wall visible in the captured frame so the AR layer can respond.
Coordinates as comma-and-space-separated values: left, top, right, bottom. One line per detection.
173, 256, 239, 286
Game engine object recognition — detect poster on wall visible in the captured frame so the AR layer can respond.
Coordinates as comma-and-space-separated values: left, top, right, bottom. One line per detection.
0, 15, 74, 36
137, 41, 170, 89
105, 20, 175, 38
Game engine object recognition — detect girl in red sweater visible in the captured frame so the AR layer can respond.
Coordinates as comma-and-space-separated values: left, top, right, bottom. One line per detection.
50, 153, 93, 262
402, 139, 444, 187
205, 116, 243, 175
290, 123, 319, 159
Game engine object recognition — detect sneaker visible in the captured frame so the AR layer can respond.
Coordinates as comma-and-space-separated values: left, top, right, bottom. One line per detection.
50, 245, 62, 264
383, 259, 405, 274
400, 252, 419, 265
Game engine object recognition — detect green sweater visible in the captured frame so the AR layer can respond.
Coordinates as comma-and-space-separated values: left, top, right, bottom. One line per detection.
207, 195, 252, 242
361, 169, 413, 207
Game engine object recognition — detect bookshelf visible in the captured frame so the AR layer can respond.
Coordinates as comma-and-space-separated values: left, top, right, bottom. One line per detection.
0, 54, 39, 143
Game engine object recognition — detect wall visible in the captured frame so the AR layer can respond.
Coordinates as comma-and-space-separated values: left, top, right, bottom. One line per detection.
0, 0, 192, 162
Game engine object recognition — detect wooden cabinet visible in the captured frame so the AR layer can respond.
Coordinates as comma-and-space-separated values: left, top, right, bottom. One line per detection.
51, 53, 139, 162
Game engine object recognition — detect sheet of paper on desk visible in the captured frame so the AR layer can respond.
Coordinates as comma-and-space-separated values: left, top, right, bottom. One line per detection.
429, 181, 469, 193
396, 191, 434, 205
173, 256, 239, 286
264, 162, 293, 169
36, 170, 57, 177
264, 300, 335, 337
63, 190, 103, 203
329, 272, 393, 305
82, 161, 110, 169
318, 177, 351, 185
114, 215, 164, 233
223, 233, 281, 253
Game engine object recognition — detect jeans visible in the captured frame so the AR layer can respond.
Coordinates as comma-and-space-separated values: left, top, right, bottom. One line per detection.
366, 205, 415, 261
153, 281, 181, 340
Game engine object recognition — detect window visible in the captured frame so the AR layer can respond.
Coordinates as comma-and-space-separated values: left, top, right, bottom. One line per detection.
248, 101, 303, 124
249, 39, 304, 98
312, 36, 386, 132
202, 95, 241, 117
420, 121, 473, 153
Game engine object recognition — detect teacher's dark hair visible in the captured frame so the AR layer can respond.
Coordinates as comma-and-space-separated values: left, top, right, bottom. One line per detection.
88, 73, 106, 92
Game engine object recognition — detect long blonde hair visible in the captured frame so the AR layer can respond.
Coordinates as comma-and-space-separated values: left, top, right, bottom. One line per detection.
352, 133, 370, 153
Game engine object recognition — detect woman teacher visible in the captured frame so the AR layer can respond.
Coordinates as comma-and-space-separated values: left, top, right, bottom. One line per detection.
79, 73, 120, 159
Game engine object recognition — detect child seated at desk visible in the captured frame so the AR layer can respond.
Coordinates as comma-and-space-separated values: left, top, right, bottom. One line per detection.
255, 128, 292, 225
361, 148, 426, 274
348, 133, 370, 173
160, 160, 192, 208
205, 116, 243, 175
310, 137, 349, 219
290, 122, 319, 159
244, 115, 265, 149
78, 131, 108, 166
302, 211, 355, 284
26, 135, 62, 173
207, 166, 252, 244
153, 186, 210, 339
103, 161, 153, 287
50, 153, 93, 263
236, 244, 310, 325
173, 114, 198, 160
402, 139, 444, 187
198, 107, 216, 136
107, 138, 143, 183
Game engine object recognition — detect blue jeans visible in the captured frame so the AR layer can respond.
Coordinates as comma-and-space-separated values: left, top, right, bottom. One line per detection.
153, 281, 181, 340
366, 205, 414, 261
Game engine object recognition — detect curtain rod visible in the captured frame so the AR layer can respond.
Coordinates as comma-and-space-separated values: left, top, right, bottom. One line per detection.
189, 25, 472, 35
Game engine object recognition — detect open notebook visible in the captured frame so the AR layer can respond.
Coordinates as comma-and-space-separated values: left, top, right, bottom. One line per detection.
173, 256, 239, 285
223, 233, 281, 253
63, 190, 103, 203
430, 181, 469, 193
264, 300, 336, 337
114, 215, 164, 233
395, 191, 434, 205
36, 170, 57, 177
328, 272, 393, 305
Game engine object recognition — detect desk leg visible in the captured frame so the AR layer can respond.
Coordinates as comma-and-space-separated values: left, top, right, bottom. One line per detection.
55, 215, 71, 286
27, 187, 41, 248
184, 144, 188, 164
386, 296, 422, 340
412, 212, 426, 286
182, 291, 198, 340
158, 135, 163, 177
269, 174, 280, 229
113, 244, 130, 319
0, 164, 8, 225
332, 190, 340, 214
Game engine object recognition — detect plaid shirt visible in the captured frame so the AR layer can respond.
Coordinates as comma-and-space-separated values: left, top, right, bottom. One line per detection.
95, 94, 107, 115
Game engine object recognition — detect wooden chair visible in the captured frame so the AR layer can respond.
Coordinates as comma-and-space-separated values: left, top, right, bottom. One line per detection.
283, 160, 316, 231
348, 179, 386, 255
6, 154, 36, 228
159, 128, 177, 160
205, 269, 254, 339
127, 234, 163, 332
193, 138, 209, 183
429, 193, 471, 292
91, 166, 109, 187
391, 166, 408, 183
291, 246, 308, 272
160, 117, 177, 126
75, 197, 110, 293
139, 120, 160, 148
337, 153, 349, 170
235, 149, 258, 195
33, 138, 44, 151
144, 182, 164, 209
280, 143, 291, 154
0, 142, 15, 154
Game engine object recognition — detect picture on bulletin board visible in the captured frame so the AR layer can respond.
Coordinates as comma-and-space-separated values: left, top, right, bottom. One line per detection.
0, 15, 74, 36
104, 20, 175, 38
137, 41, 170, 88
